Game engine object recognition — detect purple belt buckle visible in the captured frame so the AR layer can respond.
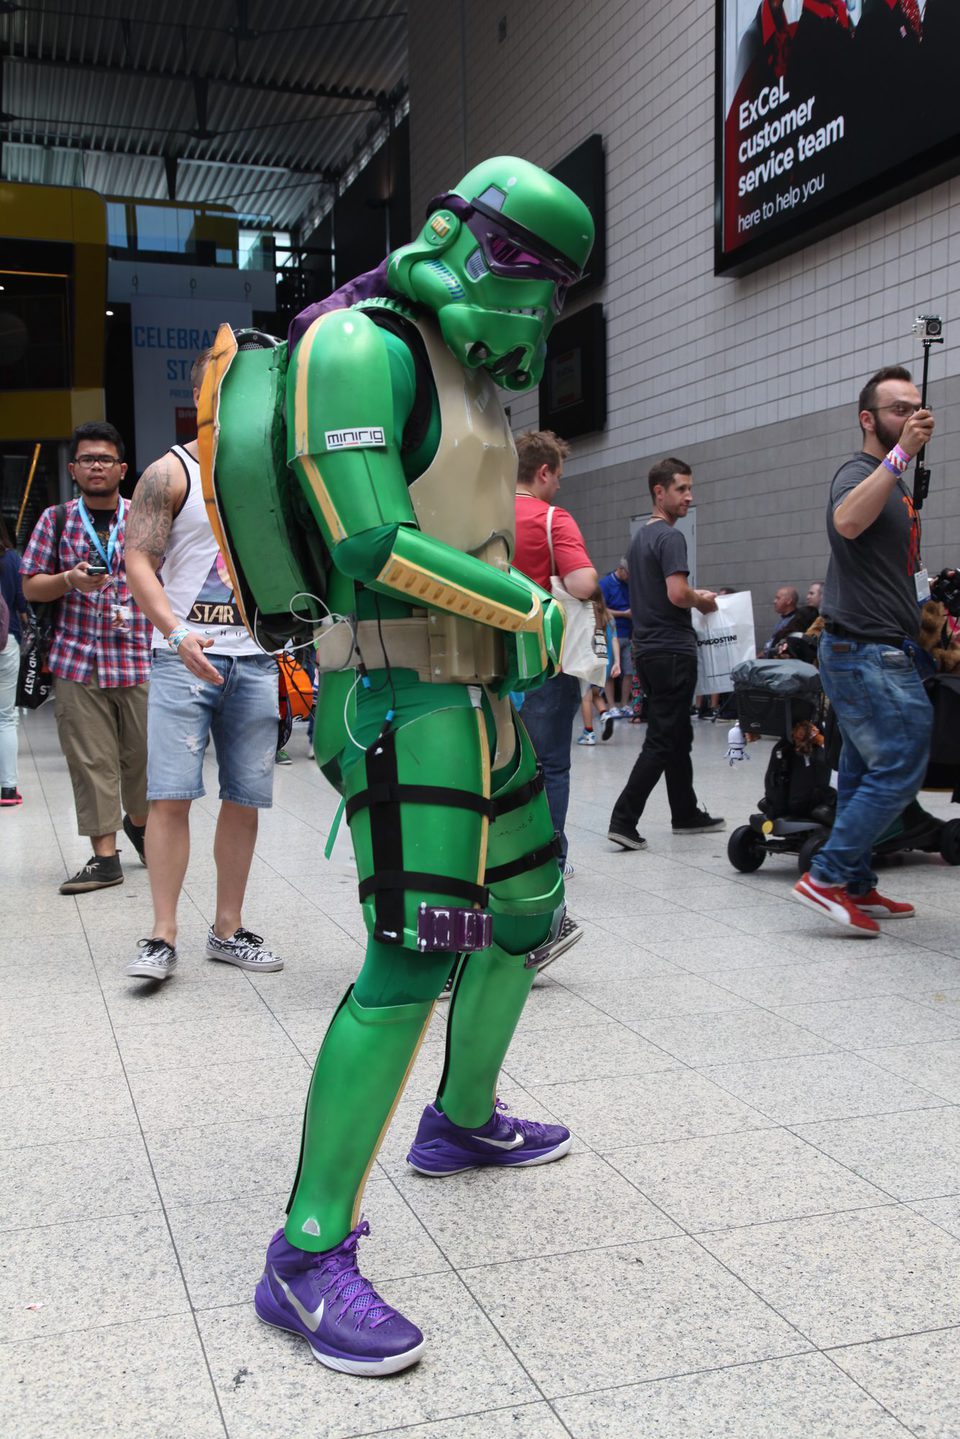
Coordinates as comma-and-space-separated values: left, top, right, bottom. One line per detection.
417, 904, 493, 952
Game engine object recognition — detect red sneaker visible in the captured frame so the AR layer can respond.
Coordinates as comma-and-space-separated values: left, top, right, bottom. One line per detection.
850, 888, 915, 919
792, 872, 880, 938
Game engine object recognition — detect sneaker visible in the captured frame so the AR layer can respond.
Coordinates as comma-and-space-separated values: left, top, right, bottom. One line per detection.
672, 810, 726, 834
606, 706, 623, 719
0, 786, 23, 806
125, 937, 178, 980
59, 853, 123, 894
562, 859, 575, 879
122, 813, 147, 866
793, 872, 880, 937
849, 888, 915, 919
534, 912, 583, 975
407, 1098, 571, 1176
275, 749, 292, 766
607, 825, 647, 851
577, 729, 596, 746
205, 926, 284, 971
254, 1222, 424, 1376
600, 714, 614, 741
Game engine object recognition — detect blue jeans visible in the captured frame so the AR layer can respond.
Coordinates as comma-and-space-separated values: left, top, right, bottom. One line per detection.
147, 649, 279, 807
516, 672, 581, 863
812, 635, 933, 894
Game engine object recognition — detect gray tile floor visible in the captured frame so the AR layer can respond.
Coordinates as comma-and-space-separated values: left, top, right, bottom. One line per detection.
4, 705, 960, 1438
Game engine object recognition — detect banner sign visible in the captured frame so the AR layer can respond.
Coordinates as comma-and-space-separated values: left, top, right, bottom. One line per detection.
716, 0, 960, 274
130, 297, 251, 470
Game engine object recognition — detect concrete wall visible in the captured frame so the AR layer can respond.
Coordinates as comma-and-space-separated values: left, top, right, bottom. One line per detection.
407, 0, 960, 610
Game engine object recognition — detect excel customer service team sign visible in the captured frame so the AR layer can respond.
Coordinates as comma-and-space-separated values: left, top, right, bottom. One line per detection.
716, 0, 960, 274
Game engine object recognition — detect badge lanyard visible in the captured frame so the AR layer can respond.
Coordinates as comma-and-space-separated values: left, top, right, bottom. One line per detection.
77, 497, 124, 574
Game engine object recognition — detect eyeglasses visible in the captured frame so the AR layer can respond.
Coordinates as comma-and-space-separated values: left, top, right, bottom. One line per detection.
868, 403, 921, 418
73, 454, 120, 468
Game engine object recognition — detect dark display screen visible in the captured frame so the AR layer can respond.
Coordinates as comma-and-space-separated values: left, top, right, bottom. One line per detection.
715, 0, 960, 274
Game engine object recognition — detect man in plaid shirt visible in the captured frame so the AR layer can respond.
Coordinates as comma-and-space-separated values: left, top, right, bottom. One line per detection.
21, 421, 151, 893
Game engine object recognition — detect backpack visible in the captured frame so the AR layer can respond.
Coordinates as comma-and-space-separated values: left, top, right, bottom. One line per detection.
758, 734, 835, 821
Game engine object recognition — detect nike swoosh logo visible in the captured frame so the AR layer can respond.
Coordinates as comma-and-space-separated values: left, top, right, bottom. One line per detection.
476, 1131, 524, 1150
272, 1267, 324, 1331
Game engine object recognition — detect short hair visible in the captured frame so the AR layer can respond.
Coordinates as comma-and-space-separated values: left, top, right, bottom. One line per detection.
779, 586, 799, 607
69, 420, 125, 462
191, 348, 215, 392
515, 430, 571, 486
858, 366, 912, 417
648, 457, 691, 500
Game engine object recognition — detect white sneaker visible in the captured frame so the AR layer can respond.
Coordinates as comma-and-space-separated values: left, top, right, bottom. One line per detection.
205, 926, 284, 971
125, 937, 178, 980
577, 730, 597, 746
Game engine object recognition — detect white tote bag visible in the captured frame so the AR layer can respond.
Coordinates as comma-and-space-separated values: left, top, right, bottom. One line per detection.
545, 507, 605, 686
691, 591, 756, 694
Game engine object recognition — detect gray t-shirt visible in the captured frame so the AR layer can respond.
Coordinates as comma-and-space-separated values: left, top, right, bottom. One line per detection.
822, 452, 922, 642
629, 519, 696, 655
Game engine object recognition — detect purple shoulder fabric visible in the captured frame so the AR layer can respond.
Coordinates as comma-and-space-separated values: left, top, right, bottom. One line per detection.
287, 260, 394, 353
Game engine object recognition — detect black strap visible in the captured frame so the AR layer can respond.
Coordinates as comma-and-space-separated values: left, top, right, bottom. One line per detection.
490, 767, 545, 818
362, 731, 406, 941
485, 837, 562, 885
358, 871, 489, 908
346, 782, 495, 823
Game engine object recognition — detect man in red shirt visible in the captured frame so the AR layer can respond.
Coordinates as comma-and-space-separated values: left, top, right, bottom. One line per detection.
21, 422, 151, 893
513, 430, 597, 880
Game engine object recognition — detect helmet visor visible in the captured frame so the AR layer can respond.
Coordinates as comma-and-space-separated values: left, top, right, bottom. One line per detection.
429, 192, 583, 301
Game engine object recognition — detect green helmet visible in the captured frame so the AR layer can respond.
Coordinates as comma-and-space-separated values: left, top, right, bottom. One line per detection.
388, 156, 594, 392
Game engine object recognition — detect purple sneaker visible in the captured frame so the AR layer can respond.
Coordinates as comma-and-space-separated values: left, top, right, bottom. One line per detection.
254, 1221, 424, 1376
406, 1097, 571, 1176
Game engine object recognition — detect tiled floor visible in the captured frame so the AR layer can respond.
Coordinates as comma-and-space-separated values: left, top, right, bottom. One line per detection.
4, 705, 960, 1438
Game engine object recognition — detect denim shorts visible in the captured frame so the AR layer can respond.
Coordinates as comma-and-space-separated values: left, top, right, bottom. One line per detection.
147, 649, 278, 807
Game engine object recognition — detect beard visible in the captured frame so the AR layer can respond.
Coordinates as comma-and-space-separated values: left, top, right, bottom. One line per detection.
874, 414, 904, 451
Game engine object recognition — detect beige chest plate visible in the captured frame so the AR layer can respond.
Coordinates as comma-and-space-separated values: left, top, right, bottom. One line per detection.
407, 316, 516, 575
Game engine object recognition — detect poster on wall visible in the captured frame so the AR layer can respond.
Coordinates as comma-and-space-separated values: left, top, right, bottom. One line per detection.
130, 297, 251, 470
715, 0, 960, 274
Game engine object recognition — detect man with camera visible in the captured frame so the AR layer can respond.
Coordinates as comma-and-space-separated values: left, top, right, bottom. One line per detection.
794, 365, 935, 935
21, 421, 151, 892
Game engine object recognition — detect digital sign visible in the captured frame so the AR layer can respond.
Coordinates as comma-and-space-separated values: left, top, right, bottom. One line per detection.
715, 0, 960, 275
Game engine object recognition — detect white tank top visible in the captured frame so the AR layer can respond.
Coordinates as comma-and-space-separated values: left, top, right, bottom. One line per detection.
152, 444, 259, 656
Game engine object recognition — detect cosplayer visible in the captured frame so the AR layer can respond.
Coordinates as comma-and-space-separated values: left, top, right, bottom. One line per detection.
198, 157, 594, 1375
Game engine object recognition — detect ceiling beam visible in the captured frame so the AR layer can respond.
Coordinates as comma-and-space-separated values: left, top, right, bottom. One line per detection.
0, 130, 339, 183
6, 44, 394, 106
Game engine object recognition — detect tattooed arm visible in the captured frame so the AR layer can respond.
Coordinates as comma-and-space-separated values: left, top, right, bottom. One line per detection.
126, 451, 222, 683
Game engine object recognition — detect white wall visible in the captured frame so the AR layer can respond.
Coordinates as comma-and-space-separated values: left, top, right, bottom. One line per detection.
407, 0, 960, 596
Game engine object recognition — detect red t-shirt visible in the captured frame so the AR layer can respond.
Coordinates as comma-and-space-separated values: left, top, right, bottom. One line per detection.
513, 494, 591, 589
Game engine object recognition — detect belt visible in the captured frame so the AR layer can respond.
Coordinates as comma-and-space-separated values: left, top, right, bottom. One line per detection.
823, 621, 906, 649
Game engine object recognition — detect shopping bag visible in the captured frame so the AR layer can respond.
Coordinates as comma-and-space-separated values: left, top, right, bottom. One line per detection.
16, 641, 53, 709
545, 507, 605, 686
692, 591, 755, 695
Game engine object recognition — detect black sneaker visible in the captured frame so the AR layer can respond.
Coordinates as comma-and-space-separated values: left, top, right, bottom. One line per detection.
59, 853, 123, 894
672, 810, 726, 834
122, 813, 147, 866
607, 826, 647, 851
125, 937, 178, 980
600, 713, 614, 741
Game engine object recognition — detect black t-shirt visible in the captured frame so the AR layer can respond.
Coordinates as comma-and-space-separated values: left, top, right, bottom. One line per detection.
822, 452, 922, 641
628, 519, 695, 656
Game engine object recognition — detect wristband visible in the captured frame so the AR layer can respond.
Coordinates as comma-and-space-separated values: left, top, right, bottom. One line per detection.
166, 625, 190, 651
882, 443, 910, 476
64, 571, 75, 591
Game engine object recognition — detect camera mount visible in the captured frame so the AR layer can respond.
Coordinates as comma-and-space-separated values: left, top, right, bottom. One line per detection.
911, 313, 944, 511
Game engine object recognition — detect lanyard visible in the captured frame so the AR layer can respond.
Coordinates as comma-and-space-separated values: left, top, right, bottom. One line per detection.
77, 498, 123, 573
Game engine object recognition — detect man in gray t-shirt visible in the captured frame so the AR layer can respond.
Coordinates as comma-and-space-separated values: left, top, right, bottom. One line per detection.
608, 458, 724, 850
794, 364, 935, 936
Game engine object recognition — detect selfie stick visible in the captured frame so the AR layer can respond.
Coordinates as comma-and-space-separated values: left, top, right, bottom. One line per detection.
912, 317, 943, 511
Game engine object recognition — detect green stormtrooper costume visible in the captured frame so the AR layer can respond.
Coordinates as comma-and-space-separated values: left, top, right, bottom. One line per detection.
199, 156, 594, 1375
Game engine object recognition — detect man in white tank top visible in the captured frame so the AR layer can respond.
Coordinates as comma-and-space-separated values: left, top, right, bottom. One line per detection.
123, 351, 284, 981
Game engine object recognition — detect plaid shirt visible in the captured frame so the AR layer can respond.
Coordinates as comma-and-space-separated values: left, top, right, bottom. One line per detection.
21, 498, 151, 687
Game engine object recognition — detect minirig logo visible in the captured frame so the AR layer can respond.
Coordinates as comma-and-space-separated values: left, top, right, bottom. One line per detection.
325, 427, 386, 450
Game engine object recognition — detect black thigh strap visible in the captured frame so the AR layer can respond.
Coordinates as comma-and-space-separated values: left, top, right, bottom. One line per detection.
358, 872, 489, 908
485, 836, 562, 886
362, 732, 406, 941
346, 782, 495, 823
489, 766, 545, 819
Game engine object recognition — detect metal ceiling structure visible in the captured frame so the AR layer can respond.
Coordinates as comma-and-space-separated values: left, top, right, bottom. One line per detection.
0, 0, 408, 233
